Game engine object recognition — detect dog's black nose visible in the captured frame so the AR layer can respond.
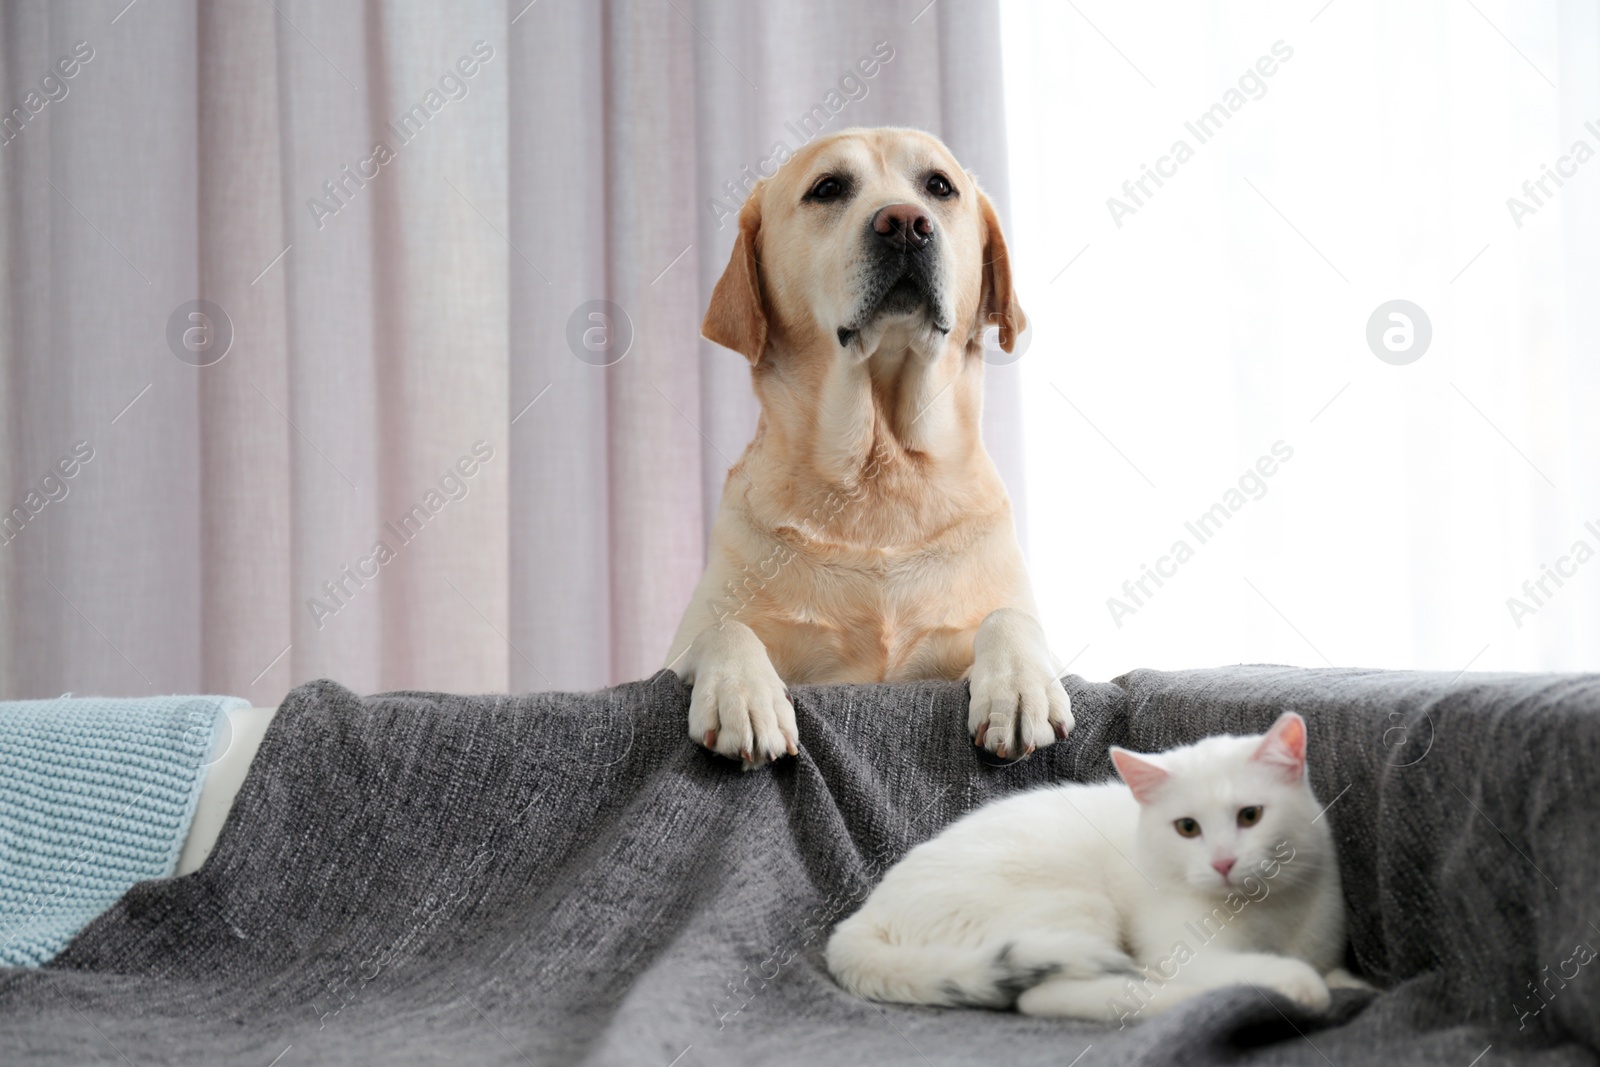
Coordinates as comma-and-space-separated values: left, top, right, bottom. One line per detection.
872, 204, 933, 248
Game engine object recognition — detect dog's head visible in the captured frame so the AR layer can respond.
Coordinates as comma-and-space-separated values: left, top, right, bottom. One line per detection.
703, 127, 1024, 365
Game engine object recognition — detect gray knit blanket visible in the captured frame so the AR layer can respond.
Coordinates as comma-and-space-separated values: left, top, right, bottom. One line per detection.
3, 666, 1597, 1065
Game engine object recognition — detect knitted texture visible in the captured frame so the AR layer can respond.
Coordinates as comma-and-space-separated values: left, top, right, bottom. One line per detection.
0, 670, 1593, 1065
0, 695, 243, 966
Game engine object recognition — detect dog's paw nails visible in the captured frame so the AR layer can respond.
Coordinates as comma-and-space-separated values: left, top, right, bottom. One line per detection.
785, 737, 799, 756
683, 629, 801, 770
1053, 722, 1068, 740
1024, 743, 1035, 756
975, 722, 990, 747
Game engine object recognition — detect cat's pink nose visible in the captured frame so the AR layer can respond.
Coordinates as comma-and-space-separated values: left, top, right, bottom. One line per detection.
1212, 857, 1236, 878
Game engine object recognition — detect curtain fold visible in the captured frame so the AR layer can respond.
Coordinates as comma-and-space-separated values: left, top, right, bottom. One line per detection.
0, 0, 1021, 704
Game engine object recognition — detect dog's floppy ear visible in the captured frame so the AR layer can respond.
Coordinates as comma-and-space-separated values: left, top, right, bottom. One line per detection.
978, 190, 1026, 354
703, 190, 767, 364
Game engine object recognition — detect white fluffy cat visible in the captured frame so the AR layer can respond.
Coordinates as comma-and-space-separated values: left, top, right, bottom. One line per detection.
826, 712, 1366, 1022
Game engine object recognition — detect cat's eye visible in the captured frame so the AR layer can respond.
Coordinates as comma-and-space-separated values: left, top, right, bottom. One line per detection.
1237, 806, 1264, 827
1174, 817, 1201, 838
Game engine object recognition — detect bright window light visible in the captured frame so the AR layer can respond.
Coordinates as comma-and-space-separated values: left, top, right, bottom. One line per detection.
1000, 0, 1599, 676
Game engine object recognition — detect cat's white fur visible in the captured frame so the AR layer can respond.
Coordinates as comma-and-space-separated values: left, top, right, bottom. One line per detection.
826, 713, 1366, 1021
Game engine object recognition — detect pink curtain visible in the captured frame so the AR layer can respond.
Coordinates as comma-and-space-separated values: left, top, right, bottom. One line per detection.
0, 0, 1023, 704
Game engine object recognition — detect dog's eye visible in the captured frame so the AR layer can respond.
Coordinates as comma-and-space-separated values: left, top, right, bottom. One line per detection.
925, 172, 955, 199
806, 176, 844, 202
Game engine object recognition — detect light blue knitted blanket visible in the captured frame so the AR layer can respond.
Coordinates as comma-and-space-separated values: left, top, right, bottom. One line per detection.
0, 694, 245, 967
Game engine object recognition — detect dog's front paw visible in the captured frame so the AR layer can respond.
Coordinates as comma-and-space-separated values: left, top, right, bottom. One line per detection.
684, 623, 797, 770
969, 659, 1072, 761
968, 610, 1072, 760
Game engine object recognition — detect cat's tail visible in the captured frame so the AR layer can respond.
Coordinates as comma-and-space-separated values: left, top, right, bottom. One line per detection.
825, 915, 1114, 1009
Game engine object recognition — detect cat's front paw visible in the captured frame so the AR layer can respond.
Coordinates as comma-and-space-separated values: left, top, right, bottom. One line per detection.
1324, 967, 1377, 992
1255, 957, 1331, 1012
968, 609, 1072, 760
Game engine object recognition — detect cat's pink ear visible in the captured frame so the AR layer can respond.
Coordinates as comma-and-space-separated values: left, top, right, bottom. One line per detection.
1251, 712, 1307, 780
1111, 747, 1169, 804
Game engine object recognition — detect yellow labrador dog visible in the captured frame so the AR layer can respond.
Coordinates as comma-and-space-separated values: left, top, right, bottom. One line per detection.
665, 126, 1070, 768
